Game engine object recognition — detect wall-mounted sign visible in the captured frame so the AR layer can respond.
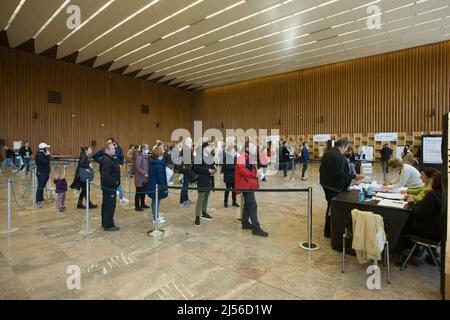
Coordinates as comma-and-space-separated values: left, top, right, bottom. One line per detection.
313, 134, 331, 142
375, 132, 398, 142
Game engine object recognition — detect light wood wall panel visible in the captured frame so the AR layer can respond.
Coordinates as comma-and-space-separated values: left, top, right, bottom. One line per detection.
194, 41, 450, 136
0, 46, 194, 156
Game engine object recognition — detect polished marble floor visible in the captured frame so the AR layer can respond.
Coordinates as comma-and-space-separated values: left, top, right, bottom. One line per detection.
0, 163, 441, 300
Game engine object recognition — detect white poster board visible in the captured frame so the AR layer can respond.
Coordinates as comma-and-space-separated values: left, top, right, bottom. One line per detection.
13, 141, 22, 150
359, 146, 374, 161
396, 146, 404, 160
361, 163, 373, 174
313, 134, 331, 142
375, 133, 398, 142
422, 136, 442, 164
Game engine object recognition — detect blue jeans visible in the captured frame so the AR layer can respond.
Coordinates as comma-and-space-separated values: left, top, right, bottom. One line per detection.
151, 198, 161, 220
36, 171, 49, 202
281, 162, 288, 177
1, 158, 17, 171
180, 169, 190, 203
21, 158, 31, 173
117, 184, 124, 199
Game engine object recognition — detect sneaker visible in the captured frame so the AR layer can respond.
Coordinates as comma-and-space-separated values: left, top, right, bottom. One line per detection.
120, 197, 130, 204
201, 213, 213, 221
142, 204, 150, 209
179, 202, 189, 208
77, 204, 86, 209
36, 202, 43, 208
252, 228, 269, 237
195, 217, 200, 226
135, 207, 144, 212
301, 177, 308, 181
88, 203, 98, 209
186, 200, 194, 205
232, 202, 240, 208
104, 226, 120, 232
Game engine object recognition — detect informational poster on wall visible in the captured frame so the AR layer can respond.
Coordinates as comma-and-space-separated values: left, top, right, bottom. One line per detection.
375, 132, 398, 142
13, 141, 22, 150
313, 134, 331, 142
422, 135, 443, 165
359, 146, 374, 161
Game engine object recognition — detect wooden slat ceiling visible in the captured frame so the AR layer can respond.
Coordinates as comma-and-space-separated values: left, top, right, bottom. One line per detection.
1, 0, 450, 90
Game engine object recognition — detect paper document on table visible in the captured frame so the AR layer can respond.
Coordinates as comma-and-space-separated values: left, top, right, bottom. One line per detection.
375, 193, 405, 200
377, 199, 407, 209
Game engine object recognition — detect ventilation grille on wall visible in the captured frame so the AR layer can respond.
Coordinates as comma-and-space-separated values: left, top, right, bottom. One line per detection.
48, 91, 62, 104
141, 104, 149, 115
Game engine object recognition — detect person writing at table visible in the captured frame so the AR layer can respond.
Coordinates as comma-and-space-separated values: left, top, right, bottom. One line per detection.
404, 167, 439, 203
320, 139, 365, 238
384, 159, 424, 191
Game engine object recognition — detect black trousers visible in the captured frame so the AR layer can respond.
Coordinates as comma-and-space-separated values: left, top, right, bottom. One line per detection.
102, 189, 117, 229
323, 187, 340, 238
243, 192, 260, 229
36, 171, 49, 202
224, 182, 237, 204
78, 182, 88, 205
135, 185, 147, 208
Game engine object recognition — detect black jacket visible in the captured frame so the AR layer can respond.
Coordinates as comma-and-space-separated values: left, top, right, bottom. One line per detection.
380, 147, 392, 161
35, 151, 51, 174
193, 155, 215, 190
222, 152, 236, 184
5, 149, 15, 159
70, 152, 91, 190
319, 147, 355, 192
19, 147, 32, 158
281, 146, 290, 162
408, 190, 442, 241
100, 154, 121, 189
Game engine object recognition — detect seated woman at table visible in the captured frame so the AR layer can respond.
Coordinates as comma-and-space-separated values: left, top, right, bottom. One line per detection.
384, 159, 424, 190
405, 172, 442, 241
404, 167, 439, 203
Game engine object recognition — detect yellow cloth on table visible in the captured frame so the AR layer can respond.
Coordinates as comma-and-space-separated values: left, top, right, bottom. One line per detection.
351, 209, 386, 264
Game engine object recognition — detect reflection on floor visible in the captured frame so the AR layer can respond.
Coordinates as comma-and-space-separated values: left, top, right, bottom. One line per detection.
0, 163, 441, 300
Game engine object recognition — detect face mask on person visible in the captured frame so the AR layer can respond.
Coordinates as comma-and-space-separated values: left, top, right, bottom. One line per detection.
248, 145, 257, 155
158, 156, 163, 160
144, 149, 149, 156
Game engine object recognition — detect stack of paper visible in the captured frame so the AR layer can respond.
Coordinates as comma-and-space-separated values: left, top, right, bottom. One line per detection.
377, 199, 408, 209
375, 193, 405, 200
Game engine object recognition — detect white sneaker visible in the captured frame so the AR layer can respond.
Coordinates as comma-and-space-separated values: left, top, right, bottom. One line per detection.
153, 217, 166, 224
168, 181, 174, 186
120, 197, 130, 205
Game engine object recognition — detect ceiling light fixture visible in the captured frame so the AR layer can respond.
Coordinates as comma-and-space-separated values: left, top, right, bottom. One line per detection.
4, 0, 26, 31
33, 0, 71, 38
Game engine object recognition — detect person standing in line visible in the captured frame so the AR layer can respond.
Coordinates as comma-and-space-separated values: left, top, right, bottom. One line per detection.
53, 165, 68, 213
223, 145, 239, 208
70, 146, 98, 209
193, 142, 216, 226
35, 143, 52, 208
134, 144, 150, 212
258, 145, 269, 182
100, 142, 121, 232
320, 139, 364, 238
281, 141, 290, 179
179, 138, 194, 208
147, 147, 168, 225
236, 142, 269, 237
127, 144, 136, 177
19, 141, 32, 175
93, 138, 130, 205
300, 142, 310, 181
380, 143, 393, 180
288, 141, 297, 180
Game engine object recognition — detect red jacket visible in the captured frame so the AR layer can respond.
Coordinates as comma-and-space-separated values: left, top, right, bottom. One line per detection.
235, 153, 259, 193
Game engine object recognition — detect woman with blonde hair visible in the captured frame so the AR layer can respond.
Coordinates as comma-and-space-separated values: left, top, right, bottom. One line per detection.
384, 158, 424, 190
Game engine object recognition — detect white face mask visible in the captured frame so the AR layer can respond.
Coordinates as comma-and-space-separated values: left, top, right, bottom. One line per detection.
249, 145, 257, 154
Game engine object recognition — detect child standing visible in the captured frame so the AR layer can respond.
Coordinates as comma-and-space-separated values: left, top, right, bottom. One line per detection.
54, 166, 68, 213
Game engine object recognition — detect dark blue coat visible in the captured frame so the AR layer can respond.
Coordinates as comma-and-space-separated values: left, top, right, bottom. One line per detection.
147, 158, 168, 200
301, 147, 310, 162
222, 152, 236, 184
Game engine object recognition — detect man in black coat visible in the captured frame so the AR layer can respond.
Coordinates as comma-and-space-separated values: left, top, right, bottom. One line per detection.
222, 145, 239, 208
320, 139, 364, 237
100, 142, 121, 231
35, 143, 51, 207
380, 143, 393, 179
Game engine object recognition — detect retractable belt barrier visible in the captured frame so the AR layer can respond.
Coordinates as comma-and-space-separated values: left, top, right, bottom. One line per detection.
2, 178, 320, 252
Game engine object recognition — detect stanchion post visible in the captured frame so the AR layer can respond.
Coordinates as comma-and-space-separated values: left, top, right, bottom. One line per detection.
147, 184, 165, 237
1, 179, 19, 234
32, 167, 37, 207
79, 179, 94, 235
299, 187, 320, 251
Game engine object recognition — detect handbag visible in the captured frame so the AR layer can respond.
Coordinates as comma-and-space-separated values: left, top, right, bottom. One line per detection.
79, 167, 94, 182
